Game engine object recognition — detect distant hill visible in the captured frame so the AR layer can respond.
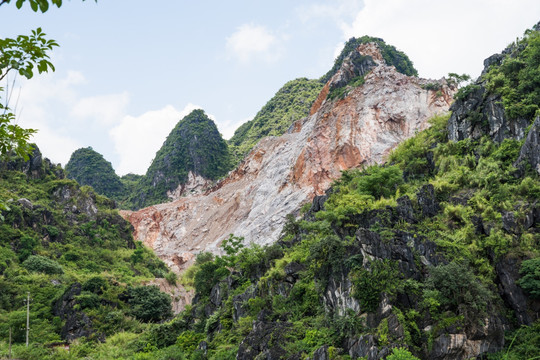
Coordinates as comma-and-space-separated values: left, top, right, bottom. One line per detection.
65, 147, 125, 200
129, 109, 232, 209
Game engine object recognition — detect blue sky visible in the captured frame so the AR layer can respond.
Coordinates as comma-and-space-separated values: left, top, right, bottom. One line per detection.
2, 0, 539, 175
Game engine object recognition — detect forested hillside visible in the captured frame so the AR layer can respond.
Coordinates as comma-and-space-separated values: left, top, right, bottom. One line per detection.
0, 148, 176, 359
128, 109, 232, 210
66, 147, 125, 202
0, 23, 538, 360
229, 78, 323, 164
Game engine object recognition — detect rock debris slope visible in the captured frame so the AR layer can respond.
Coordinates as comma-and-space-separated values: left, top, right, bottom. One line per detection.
124, 43, 455, 271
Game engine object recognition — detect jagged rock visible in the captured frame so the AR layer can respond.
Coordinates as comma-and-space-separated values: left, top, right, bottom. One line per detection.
53, 283, 93, 342
429, 324, 504, 360
496, 257, 533, 325
471, 215, 486, 235
233, 284, 257, 322
17, 198, 33, 210
323, 274, 360, 315
417, 184, 440, 218
311, 345, 329, 360
515, 116, 540, 176
396, 196, 416, 224
284, 261, 305, 278
236, 320, 291, 360
167, 171, 214, 200
501, 211, 519, 235
448, 50, 529, 144
327, 48, 377, 91
52, 185, 98, 221
347, 335, 379, 360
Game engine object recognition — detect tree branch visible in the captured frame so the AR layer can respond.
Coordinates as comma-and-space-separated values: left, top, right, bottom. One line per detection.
0, 0, 10, 7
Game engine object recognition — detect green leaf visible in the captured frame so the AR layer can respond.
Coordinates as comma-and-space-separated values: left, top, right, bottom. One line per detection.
16, 0, 24, 9
38, 0, 49, 12
29, 0, 38, 11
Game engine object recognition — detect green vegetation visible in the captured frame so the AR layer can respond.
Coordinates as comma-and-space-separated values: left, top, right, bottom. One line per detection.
484, 28, 540, 119
518, 258, 540, 299
0, 151, 173, 359
128, 109, 232, 209
18, 107, 532, 359
2, 18, 539, 360
229, 78, 323, 164
327, 74, 365, 101
320, 35, 418, 84
66, 147, 125, 201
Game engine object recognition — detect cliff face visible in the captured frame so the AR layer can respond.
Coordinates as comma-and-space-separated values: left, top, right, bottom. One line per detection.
124, 44, 455, 271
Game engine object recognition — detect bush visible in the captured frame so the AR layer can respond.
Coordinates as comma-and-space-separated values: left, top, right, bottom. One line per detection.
176, 330, 205, 353
126, 285, 172, 322
22, 255, 63, 274
425, 262, 492, 323
518, 258, 540, 299
351, 260, 400, 313
387, 347, 420, 360
165, 271, 178, 286
82, 276, 108, 294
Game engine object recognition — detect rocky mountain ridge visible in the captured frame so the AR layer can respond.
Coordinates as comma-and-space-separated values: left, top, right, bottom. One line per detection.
124, 42, 455, 272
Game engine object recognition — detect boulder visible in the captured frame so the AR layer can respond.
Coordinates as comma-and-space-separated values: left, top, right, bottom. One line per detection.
53, 283, 93, 342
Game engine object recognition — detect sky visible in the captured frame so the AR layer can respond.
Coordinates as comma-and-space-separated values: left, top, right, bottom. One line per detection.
1, 0, 539, 175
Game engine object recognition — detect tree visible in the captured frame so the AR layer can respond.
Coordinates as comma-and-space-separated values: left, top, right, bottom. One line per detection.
126, 285, 172, 322
447, 73, 471, 89
0, 0, 94, 13
0, 0, 92, 217
0, 0, 95, 160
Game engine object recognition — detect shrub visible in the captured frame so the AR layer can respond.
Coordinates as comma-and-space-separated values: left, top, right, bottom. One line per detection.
126, 285, 172, 322
82, 276, 108, 294
387, 347, 420, 360
176, 330, 205, 353
425, 262, 492, 323
22, 255, 63, 274
351, 260, 400, 313
518, 258, 540, 299
165, 271, 178, 286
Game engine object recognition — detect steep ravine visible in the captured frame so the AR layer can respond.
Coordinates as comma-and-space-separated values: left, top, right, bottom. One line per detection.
123, 43, 455, 272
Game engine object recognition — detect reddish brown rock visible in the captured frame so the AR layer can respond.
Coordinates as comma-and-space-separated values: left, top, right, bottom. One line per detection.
124, 44, 455, 275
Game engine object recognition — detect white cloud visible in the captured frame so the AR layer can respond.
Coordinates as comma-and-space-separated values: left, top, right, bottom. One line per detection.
109, 103, 202, 176
70, 92, 130, 125
226, 23, 282, 63
342, 0, 540, 79
26, 123, 83, 167
297, 0, 364, 29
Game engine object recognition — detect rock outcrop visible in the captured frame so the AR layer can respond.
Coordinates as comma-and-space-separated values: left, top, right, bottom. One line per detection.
515, 116, 540, 176
124, 43, 454, 272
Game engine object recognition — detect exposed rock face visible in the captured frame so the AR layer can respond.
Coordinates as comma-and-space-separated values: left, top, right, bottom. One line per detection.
125, 44, 454, 272
166, 171, 213, 200
53, 283, 93, 342
515, 116, 540, 176
447, 85, 528, 143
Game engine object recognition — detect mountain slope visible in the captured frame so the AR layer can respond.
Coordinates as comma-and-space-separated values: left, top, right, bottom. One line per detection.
120, 25, 540, 360
0, 147, 177, 356
129, 109, 232, 210
65, 146, 125, 201
229, 78, 324, 164
125, 41, 454, 272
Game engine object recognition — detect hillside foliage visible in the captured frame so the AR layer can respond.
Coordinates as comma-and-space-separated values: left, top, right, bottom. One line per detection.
320, 35, 418, 84
0, 152, 174, 358
228, 78, 323, 164
65, 147, 125, 201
